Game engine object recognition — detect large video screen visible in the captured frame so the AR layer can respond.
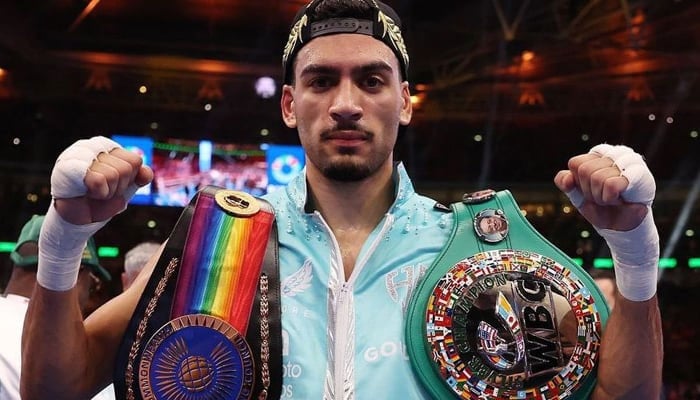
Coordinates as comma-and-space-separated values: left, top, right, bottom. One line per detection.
112, 135, 305, 207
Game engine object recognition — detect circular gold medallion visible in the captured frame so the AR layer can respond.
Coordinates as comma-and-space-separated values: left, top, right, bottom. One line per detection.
215, 190, 260, 217
139, 314, 254, 400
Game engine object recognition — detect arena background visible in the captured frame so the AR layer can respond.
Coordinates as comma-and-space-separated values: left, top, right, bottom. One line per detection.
1, 1, 698, 396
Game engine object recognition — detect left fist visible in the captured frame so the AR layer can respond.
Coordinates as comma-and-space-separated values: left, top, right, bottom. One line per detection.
554, 144, 655, 231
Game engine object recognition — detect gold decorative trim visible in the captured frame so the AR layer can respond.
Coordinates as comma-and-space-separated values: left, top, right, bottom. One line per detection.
257, 273, 270, 400
282, 14, 308, 67
126, 257, 179, 400
377, 10, 409, 69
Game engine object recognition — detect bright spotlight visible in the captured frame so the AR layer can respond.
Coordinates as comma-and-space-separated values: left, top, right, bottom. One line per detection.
255, 77, 276, 99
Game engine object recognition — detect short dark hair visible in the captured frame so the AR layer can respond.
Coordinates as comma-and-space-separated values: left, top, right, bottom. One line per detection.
313, 0, 375, 19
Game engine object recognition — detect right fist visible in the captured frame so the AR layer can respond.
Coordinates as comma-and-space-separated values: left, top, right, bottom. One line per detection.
51, 136, 153, 225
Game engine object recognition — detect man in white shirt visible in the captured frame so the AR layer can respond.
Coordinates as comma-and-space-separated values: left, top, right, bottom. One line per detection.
0, 215, 110, 400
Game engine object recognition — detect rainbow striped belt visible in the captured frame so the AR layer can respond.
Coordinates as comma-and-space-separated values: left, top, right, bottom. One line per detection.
172, 190, 274, 334
115, 187, 282, 400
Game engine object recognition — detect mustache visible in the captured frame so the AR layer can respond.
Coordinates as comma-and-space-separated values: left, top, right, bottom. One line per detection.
320, 122, 372, 139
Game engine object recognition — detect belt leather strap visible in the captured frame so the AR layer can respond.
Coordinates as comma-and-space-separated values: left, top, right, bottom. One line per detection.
114, 186, 282, 400
406, 190, 609, 400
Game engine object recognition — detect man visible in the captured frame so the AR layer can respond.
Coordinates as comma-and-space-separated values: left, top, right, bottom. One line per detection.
478, 215, 507, 235
0, 215, 110, 400
590, 268, 618, 311
121, 241, 161, 290
21, 1, 662, 399
87, 241, 162, 400
475, 209, 509, 243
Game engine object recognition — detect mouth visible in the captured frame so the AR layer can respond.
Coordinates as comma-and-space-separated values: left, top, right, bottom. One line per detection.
322, 130, 370, 146
324, 129, 367, 139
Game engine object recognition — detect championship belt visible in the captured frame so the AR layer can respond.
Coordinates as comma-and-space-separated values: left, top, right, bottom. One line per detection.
114, 187, 283, 400
406, 190, 610, 400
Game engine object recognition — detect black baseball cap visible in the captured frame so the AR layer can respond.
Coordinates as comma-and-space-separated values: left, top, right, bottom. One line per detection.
282, 0, 410, 84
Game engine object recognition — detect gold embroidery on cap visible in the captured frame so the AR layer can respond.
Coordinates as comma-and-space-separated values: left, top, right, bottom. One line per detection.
377, 10, 409, 68
283, 14, 308, 66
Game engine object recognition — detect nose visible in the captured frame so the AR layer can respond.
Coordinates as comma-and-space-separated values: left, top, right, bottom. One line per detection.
329, 79, 362, 123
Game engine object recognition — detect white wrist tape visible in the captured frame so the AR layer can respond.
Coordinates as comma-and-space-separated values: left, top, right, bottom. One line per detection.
51, 136, 120, 199
596, 210, 659, 302
37, 205, 108, 291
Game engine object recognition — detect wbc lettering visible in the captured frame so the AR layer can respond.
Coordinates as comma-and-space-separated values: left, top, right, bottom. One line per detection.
425, 250, 603, 398
515, 279, 562, 376
451, 275, 566, 388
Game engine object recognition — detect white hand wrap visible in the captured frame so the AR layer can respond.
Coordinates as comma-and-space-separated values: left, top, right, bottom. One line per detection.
589, 144, 656, 206
37, 205, 108, 291
564, 144, 660, 302
565, 188, 585, 209
51, 136, 120, 198
38, 136, 124, 291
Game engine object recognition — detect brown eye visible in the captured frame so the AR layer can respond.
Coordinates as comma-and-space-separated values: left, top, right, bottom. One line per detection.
365, 76, 382, 88
310, 76, 332, 89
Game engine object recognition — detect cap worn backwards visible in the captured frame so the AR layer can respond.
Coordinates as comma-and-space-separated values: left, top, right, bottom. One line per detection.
10, 214, 112, 282
282, 0, 410, 84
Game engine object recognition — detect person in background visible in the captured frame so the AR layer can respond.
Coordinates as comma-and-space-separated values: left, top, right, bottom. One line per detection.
589, 268, 618, 311
121, 241, 161, 290
92, 241, 162, 400
20, 1, 663, 399
0, 215, 110, 400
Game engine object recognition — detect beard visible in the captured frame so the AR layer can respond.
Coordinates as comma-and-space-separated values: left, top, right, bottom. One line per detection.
316, 123, 381, 182
321, 158, 374, 181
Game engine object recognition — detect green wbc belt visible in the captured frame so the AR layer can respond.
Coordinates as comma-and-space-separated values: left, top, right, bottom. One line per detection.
406, 190, 610, 400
